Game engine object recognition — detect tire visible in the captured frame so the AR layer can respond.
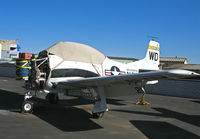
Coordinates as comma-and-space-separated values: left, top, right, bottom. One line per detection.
92, 112, 104, 119
47, 93, 59, 104
21, 100, 33, 113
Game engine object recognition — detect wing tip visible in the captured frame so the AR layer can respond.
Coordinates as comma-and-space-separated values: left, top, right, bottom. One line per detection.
168, 69, 200, 76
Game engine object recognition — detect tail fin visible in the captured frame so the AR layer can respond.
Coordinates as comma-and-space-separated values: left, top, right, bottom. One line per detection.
127, 40, 160, 71
143, 40, 160, 70
145, 40, 160, 61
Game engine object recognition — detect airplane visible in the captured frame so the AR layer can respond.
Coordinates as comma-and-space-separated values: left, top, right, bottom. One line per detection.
21, 40, 200, 118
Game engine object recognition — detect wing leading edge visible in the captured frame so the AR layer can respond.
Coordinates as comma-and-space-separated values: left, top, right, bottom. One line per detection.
57, 69, 200, 87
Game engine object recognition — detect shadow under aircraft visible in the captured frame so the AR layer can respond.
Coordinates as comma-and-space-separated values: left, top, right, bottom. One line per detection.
0, 89, 103, 131
191, 100, 200, 104
130, 120, 199, 139
0, 87, 126, 131
112, 107, 200, 127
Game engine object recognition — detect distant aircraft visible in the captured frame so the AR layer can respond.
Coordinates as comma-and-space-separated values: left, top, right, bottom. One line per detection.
22, 40, 200, 118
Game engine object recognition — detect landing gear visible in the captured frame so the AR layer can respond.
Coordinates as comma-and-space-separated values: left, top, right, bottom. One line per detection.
46, 93, 59, 104
21, 91, 34, 113
21, 57, 50, 114
21, 100, 33, 113
92, 112, 104, 119
92, 86, 107, 118
135, 86, 150, 105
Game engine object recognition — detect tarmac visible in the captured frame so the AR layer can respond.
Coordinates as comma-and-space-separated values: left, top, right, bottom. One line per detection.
0, 76, 200, 139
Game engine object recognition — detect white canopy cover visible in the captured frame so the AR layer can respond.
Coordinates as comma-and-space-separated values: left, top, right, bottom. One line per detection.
45, 41, 106, 64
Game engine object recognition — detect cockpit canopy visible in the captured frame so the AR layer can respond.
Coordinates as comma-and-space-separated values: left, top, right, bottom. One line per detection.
39, 41, 106, 64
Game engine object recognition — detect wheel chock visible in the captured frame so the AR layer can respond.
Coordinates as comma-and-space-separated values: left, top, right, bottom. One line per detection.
136, 95, 150, 105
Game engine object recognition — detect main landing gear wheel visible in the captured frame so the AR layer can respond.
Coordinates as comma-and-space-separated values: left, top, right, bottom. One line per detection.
46, 93, 59, 104
92, 112, 104, 119
21, 100, 33, 113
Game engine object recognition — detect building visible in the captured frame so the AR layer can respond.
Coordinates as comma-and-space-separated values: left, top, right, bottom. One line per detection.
160, 57, 188, 65
0, 40, 19, 59
159, 57, 188, 70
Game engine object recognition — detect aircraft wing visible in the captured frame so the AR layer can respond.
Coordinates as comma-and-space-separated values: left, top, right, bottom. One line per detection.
57, 69, 200, 88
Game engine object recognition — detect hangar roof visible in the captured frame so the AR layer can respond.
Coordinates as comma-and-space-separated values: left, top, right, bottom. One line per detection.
164, 64, 200, 70
160, 57, 188, 64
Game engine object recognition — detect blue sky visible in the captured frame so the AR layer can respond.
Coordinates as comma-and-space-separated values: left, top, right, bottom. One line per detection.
0, 0, 200, 63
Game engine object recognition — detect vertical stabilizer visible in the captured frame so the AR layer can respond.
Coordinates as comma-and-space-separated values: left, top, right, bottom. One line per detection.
144, 40, 160, 64
143, 40, 160, 70
127, 40, 160, 71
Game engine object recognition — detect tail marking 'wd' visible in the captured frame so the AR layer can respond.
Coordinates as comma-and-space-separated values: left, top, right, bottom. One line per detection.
149, 52, 158, 61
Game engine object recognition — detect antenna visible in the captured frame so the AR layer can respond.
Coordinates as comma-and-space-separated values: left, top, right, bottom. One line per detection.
147, 36, 159, 41
16, 38, 19, 43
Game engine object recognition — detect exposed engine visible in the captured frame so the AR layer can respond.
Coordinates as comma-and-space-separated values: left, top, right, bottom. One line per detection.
28, 51, 50, 90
